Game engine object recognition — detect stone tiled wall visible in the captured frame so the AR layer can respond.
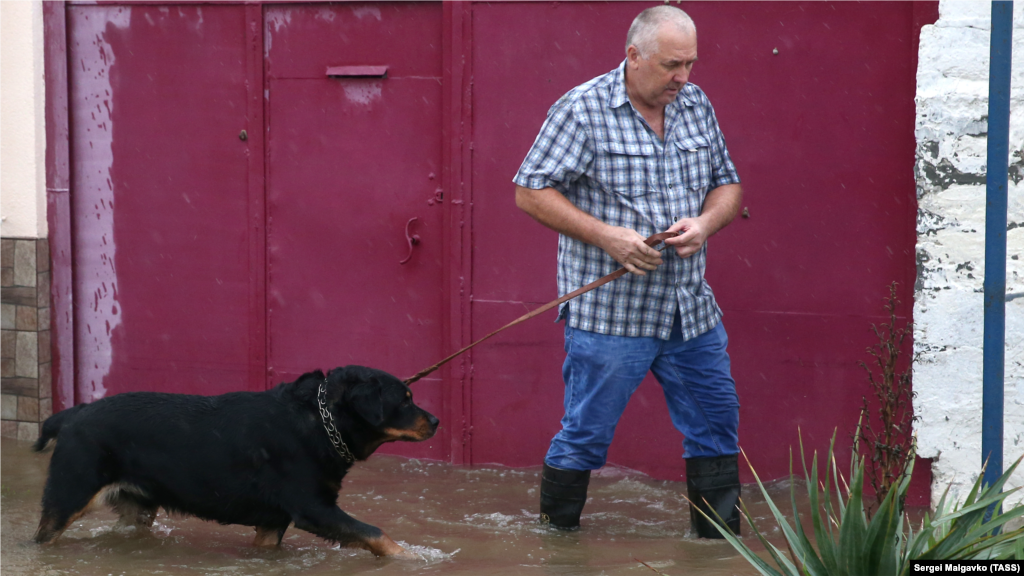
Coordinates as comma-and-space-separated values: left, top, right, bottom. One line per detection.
1, 238, 52, 441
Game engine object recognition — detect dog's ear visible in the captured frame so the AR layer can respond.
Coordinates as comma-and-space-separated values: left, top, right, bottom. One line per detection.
326, 366, 355, 386
345, 382, 384, 427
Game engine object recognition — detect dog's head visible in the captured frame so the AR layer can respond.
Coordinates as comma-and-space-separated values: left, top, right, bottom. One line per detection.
328, 365, 439, 449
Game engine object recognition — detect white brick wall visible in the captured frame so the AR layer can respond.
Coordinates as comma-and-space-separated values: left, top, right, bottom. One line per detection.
914, 0, 1024, 507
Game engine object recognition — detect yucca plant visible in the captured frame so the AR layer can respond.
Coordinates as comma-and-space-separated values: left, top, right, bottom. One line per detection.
690, 432, 1024, 575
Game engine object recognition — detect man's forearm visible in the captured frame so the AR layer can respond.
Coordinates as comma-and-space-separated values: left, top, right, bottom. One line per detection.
515, 185, 610, 247
697, 183, 743, 237
515, 185, 663, 275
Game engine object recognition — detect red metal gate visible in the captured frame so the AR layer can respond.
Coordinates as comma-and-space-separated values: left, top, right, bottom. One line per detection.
264, 3, 446, 459
465, 1, 932, 482
67, 4, 256, 401
52, 2, 936, 494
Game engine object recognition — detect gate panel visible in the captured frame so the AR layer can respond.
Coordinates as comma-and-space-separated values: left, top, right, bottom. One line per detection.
469, 1, 923, 479
68, 5, 254, 401
56, 1, 931, 484
265, 4, 446, 460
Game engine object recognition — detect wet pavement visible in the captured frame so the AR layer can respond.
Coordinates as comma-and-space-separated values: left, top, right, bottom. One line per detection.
2, 437, 794, 575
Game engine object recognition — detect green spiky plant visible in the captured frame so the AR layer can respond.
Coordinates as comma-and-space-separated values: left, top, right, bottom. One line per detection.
689, 433, 1024, 576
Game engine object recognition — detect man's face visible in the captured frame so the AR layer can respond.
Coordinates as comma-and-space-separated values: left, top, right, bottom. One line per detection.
627, 24, 698, 110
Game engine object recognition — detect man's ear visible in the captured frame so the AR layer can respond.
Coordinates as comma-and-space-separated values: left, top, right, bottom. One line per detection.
345, 383, 384, 427
626, 44, 642, 68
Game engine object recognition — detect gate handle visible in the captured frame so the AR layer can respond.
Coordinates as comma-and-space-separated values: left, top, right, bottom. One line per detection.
400, 217, 420, 265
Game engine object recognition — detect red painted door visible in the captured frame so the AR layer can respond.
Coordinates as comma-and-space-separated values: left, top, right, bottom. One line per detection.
264, 4, 446, 459
467, 1, 925, 479
57, 2, 932, 491
68, 5, 257, 402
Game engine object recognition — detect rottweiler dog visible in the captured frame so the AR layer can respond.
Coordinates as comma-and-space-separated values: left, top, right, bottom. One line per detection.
31, 365, 437, 557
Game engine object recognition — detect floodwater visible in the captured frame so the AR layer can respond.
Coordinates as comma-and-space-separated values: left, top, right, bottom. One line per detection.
2, 437, 796, 576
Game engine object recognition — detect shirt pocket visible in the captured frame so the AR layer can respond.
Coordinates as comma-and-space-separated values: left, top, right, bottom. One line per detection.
671, 135, 713, 192
595, 140, 656, 196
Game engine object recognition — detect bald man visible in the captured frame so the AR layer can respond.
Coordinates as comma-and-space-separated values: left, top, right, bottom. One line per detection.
514, 6, 743, 538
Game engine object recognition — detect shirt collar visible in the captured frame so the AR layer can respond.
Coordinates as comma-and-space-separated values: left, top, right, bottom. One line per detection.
609, 61, 631, 109
608, 59, 696, 109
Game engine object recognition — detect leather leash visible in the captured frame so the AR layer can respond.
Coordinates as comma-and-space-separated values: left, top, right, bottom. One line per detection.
404, 231, 677, 384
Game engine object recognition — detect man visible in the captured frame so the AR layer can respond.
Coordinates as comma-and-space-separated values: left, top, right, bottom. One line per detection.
513, 6, 743, 538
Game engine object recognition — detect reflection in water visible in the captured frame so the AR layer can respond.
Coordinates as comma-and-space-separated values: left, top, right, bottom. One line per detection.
2, 437, 791, 575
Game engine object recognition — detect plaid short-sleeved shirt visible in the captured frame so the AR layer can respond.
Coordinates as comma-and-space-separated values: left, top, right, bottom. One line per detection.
513, 61, 741, 341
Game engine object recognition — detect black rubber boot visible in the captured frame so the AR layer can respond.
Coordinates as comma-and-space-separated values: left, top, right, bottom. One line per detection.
539, 463, 590, 530
686, 454, 741, 538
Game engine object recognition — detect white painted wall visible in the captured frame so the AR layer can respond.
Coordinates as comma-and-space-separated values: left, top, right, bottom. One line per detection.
914, 0, 1024, 507
0, 0, 47, 240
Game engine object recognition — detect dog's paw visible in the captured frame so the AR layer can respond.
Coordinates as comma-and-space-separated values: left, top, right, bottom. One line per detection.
390, 546, 420, 561
367, 534, 411, 558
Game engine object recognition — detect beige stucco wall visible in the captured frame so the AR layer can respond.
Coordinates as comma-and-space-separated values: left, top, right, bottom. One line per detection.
0, 0, 47, 240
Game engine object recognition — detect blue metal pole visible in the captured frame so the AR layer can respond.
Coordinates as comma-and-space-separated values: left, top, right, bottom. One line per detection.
982, 0, 1013, 492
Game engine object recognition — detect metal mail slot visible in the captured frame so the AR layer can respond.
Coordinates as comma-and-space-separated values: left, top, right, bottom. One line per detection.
326, 65, 388, 78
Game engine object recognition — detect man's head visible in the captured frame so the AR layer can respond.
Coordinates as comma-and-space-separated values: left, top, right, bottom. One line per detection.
624, 6, 698, 111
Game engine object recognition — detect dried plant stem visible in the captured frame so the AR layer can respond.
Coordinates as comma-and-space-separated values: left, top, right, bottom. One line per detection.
857, 282, 917, 510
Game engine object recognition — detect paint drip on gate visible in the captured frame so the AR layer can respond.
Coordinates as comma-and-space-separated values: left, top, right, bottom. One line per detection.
75, 7, 131, 401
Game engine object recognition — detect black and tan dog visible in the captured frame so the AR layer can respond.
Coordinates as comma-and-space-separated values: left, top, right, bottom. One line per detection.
32, 365, 437, 557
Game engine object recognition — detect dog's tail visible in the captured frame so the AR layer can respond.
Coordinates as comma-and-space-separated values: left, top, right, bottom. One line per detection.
32, 404, 85, 452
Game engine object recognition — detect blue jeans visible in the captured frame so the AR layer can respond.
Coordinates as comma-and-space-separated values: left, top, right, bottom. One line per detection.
545, 318, 740, 471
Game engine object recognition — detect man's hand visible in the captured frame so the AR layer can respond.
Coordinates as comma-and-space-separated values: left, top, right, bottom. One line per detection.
663, 184, 743, 259
515, 186, 664, 276
599, 226, 663, 276
664, 217, 710, 259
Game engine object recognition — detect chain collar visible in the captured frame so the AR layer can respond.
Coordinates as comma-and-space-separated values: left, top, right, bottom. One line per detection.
318, 378, 356, 464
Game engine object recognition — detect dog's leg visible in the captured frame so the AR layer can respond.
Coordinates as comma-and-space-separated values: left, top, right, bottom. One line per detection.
108, 488, 158, 529
292, 507, 412, 558
34, 484, 107, 544
35, 444, 113, 544
252, 526, 287, 548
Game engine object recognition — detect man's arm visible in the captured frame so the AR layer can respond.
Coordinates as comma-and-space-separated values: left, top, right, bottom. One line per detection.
663, 183, 743, 258
515, 185, 663, 276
